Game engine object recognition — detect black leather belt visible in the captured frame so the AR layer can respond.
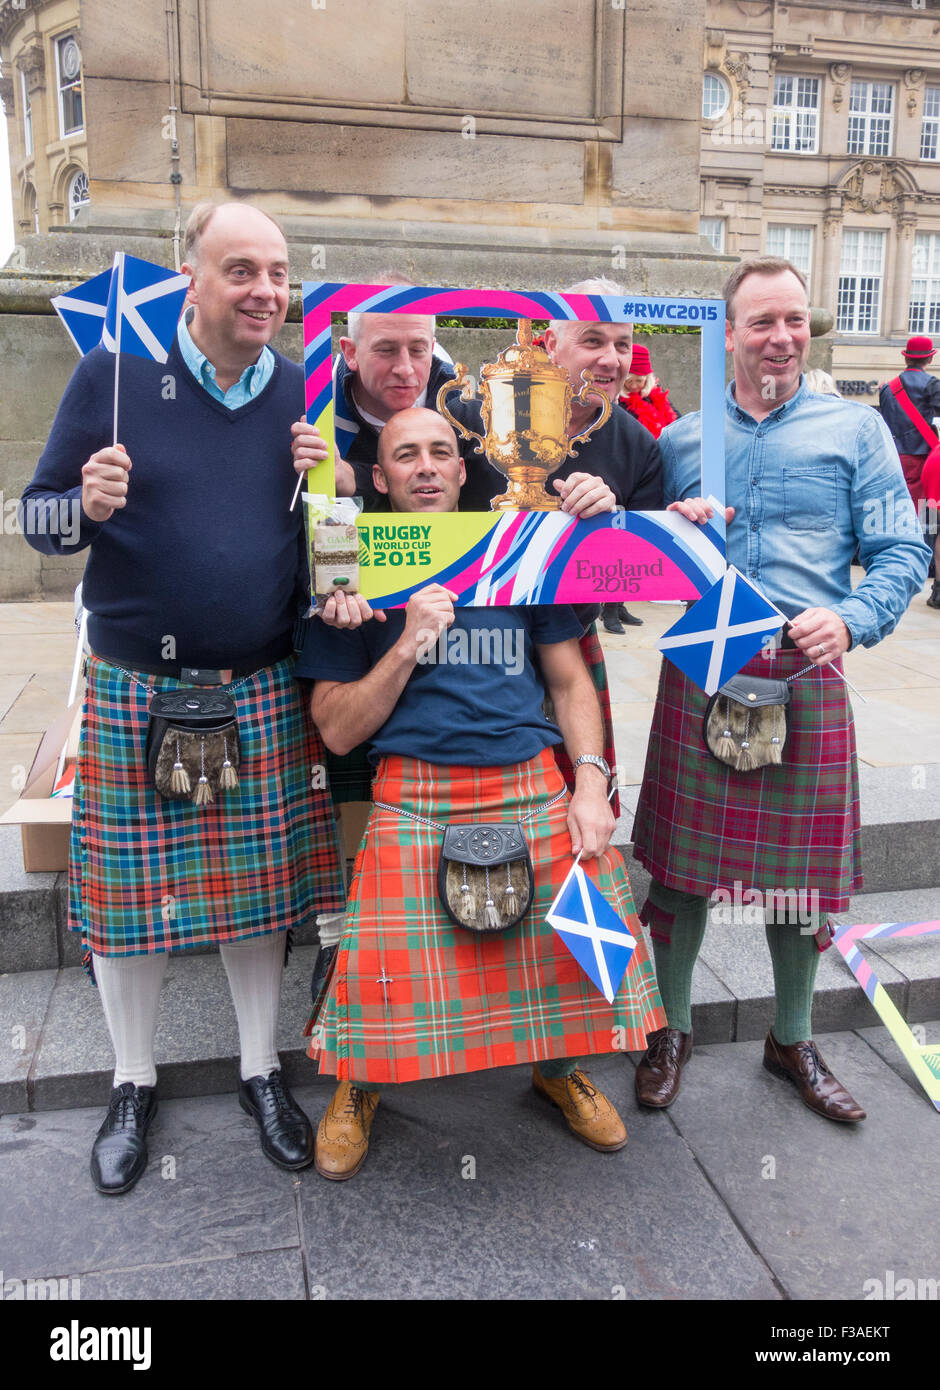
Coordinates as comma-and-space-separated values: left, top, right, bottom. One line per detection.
94, 635, 293, 684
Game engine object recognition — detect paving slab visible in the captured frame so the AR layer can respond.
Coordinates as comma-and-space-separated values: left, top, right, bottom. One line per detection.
74, 1249, 307, 1301
663, 1030, 940, 1301
855, 763, 940, 823
856, 1017, 940, 1103
30, 946, 324, 1110
296, 1053, 780, 1301
0, 968, 56, 1111
0, 1090, 302, 1279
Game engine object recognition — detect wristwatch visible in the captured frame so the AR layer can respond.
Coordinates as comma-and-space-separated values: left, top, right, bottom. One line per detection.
572, 754, 611, 781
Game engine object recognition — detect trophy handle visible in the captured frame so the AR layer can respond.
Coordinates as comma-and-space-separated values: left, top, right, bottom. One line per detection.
567, 370, 613, 455
436, 364, 486, 454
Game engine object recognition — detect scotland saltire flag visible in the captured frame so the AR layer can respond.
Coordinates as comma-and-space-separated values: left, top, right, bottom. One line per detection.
547, 861, 637, 1004
657, 566, 786, 695
101, 252, 190, 363
51, 267, 115, 356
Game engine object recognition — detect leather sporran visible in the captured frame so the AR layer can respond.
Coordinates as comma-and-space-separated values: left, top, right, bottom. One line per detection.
703, 674, 791, 772
437, 822, 534, 933
146, 690, 240, 805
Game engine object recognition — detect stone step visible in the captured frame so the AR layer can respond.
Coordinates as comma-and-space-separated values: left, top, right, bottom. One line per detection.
2, 886, 937, 1114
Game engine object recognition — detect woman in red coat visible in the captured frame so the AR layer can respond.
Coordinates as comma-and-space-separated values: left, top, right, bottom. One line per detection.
601, 345, 678, 633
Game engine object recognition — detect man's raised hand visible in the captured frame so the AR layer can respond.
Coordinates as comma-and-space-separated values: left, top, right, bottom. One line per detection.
81, 444, 131, 523
401, 584, 458, 661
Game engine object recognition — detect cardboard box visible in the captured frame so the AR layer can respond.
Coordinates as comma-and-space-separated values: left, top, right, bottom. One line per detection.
0, 700, 81, 872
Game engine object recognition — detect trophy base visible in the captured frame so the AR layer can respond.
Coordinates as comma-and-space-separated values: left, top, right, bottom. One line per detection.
489, 479, 560, 511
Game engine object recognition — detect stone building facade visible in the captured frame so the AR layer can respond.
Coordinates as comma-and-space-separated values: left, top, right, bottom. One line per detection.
0, 0, 88, 236
700, 0, 940, 400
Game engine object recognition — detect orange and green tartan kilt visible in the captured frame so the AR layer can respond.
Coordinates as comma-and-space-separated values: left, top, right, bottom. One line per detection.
305, 748, 665, 1084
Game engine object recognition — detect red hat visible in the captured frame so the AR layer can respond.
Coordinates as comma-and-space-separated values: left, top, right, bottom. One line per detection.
630, 344, 652, 375
904, 335, 935, 359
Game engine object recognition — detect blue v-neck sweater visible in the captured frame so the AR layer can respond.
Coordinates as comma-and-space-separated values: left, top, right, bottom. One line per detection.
22, 340, 308, 669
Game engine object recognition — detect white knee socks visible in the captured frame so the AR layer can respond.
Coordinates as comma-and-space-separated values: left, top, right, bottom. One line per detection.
219, 932, 286, 1082
93, 951, 168, 1089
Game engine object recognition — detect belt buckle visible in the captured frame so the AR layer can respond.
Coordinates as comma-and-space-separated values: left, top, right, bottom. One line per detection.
180, 667, 233, 686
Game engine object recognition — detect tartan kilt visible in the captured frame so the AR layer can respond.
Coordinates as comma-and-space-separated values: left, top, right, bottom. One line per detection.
631, 648, 862, 917
306, 748, 665, 1084
70, 656, 346, 958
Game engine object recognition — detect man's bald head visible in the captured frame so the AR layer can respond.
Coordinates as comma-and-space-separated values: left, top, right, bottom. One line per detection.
374, 407, 464, 512
184, 202, 286, 268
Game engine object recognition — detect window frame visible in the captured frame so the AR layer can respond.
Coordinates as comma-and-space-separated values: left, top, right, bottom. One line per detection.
836, 228, 886, 336
67, 168, 89, 223
702, 72, 731, 123
54, 32, 83, 139
909, 231, 940, 336
846, 79, 894, 158
699, 217, 726, 253
770, 73, 820, 154
764, 224, 814, 295
20, 70, 33, 158
921, 85, 940, 162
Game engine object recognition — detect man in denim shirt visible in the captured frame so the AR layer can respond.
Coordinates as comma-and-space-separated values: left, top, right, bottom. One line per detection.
631, 257, 929, 1123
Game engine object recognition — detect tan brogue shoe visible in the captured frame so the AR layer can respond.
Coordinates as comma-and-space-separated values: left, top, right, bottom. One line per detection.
532, 1066, 628, 1152
635, 1026, 693, 1108
314, 1081, 381, 1180
763, 1032, 867, 1123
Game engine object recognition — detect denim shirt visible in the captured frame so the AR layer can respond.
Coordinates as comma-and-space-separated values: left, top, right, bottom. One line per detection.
176, 314, 274, 409
659, 381, 930, 649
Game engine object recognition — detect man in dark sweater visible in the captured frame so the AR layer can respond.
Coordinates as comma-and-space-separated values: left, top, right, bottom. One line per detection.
21, 202, 346, 1194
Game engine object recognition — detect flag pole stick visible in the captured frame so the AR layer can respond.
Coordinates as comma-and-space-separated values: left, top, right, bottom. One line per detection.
112, 346, 120, 448
111, 253, 123, 447
290, 471, 304, 512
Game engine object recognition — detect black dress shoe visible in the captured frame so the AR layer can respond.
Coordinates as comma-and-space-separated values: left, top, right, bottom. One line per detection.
238, 1069, 315, 1170
90, 1082, 158, 1195
927, 581, 940, 610
618, 606, 643, 626
310, 943, 337, 1005
601, 604, 625, 634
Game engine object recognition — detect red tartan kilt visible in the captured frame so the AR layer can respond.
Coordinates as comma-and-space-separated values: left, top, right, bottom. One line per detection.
307, 749, 665, 1084
631, 649, 862, 914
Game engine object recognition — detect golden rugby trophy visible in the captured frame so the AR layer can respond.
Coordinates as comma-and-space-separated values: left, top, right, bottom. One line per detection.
436, 318, 612, 510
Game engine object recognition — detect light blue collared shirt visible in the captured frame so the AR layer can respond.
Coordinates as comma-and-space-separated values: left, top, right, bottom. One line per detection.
176, 313, 274, 409
659, 380, 930, 648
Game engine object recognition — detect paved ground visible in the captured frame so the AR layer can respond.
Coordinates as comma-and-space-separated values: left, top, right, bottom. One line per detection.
1, 1022, 937, 1303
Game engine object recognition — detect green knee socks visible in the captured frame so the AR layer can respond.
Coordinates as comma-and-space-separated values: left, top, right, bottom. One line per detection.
765, 915, 821, 1045
648, 883, 709, 1036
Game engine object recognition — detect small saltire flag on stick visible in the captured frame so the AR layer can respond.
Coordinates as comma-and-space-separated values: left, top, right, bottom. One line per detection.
657, 565, 786, 696
547, 859, 637, 1004
99, 252, 190, 445
51, 266, 114, 356
101, 252, 190, 364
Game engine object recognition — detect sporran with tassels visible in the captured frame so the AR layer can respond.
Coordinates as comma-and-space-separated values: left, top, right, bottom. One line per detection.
146, 690, 240, 805
374, 788, 566, 933
703, 667, 817, 772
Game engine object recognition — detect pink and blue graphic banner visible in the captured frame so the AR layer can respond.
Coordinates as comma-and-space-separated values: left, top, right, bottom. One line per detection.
301, 282, 728, 605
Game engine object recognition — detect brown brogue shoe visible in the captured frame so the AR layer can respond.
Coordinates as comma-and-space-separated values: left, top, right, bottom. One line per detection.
314, 1081, 381, 1180
634, 1026, 693, 1108
532, 1066, 628, 1152
763, 1032, 867, 1123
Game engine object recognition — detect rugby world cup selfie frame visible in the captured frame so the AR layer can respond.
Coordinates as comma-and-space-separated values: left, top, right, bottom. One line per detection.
301, 283, 729, 608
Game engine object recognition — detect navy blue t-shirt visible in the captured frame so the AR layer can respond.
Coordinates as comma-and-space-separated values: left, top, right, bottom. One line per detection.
295, 605, 583, 767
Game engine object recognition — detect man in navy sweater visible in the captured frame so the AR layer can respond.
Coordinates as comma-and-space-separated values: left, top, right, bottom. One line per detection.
21, 202, 346, 1194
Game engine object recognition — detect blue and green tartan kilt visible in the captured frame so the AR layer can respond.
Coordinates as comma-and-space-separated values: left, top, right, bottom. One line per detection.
69, 656, 346, 959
